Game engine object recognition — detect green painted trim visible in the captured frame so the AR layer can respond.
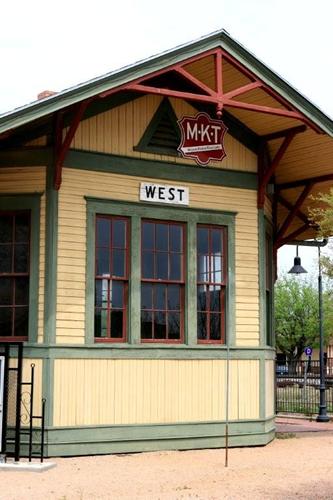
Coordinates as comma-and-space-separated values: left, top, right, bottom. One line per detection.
258, 209, 266, 347
0, 148, 51, 166
42, 357, 54, 427
134, 98, 180, 156
22, 345, 275, 360
43, 161, 58, 344
65, 149, 258, 190
86, 198, 235, 347
0, 194, 41, 343
1, 30, 331, 136
42, 417, 275, 456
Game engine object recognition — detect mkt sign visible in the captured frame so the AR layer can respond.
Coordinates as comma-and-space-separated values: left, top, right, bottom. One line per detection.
177, 112, 228, 166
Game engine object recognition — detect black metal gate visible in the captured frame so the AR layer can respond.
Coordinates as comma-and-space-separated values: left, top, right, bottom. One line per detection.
276, 358, 333, 415
0, 342, 23, 461
0, 342, 46, 462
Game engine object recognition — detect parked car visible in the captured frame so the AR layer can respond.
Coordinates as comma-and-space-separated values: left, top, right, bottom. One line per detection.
276, 364, 288, 376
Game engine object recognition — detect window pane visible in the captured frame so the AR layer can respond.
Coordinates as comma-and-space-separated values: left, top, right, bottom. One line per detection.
14, 307, 29, 337
0, 278, 12, 305
113, 220, 126, 248
94, 309, 108, 338
14, 244, 29, 273
96, 218, 110, 247
110, 310, 123, 338
0, 307, 12, 337
197, 255, 209, 282
112, 249, 125, 277
210, 286, 221, 312
0, 245, 12, 273
210, 314, 221, 340
170, 253, 181, 280
156, 224, 168, 251
211, 229, 222, 254
15, 277, 29, 305
211, 256, 222, 283
142, 222, 154, 250
15, 214, 30, 243
170, 225, 182, 252
197, 312, 207, 340
97, 248, 110, 275
168, 312, 180, 339
197, 285, 206, 311
167, 285, 180, 311
142, 251, 154, 279
154, 311, 166, 339
154, 284, 165, 310
95, 279, 108, 307
111, 281, 123, 308
0, 216, 12, 243
141, 311, 153, 339
197, 227, 208, 254
141, 283, 152, 310
156, 253, 168, 280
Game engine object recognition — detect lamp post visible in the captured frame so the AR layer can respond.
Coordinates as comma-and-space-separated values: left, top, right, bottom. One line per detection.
288, 242, 330, 422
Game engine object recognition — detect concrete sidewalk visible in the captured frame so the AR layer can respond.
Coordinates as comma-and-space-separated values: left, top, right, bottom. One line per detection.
276, 415, 333, 433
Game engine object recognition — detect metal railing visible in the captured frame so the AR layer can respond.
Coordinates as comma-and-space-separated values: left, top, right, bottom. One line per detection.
276, 358, 333, 415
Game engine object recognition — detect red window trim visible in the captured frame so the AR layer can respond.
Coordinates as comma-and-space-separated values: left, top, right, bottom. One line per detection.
0, 210, 31, 342
141, 219, 186, 344
94, 214, 130, 342
197, 224, 227, 344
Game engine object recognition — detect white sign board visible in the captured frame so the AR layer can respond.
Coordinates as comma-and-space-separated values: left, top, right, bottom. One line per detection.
140, 183, 189, 206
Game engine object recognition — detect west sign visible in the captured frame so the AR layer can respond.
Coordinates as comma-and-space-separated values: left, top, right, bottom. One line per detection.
177, 112, 228, 166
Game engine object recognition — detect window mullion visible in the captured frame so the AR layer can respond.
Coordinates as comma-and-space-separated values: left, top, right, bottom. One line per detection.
129, 215, 141, 344
186, 220, 197, 346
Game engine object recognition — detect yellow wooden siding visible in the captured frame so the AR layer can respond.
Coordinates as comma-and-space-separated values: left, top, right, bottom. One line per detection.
70, 95, 257, 173
57, 167, 259, 345
24, 136, 47, 146
265, 360, 275, 417
7, 358, 42, 426
53, 358, 259, 426
0, 167, 46, 343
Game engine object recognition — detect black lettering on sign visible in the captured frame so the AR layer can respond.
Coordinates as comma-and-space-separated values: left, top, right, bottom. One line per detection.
178, 189, 185, 201
158, 187, 166, 199
145, 185, 156, 198
168, 188, 175, 201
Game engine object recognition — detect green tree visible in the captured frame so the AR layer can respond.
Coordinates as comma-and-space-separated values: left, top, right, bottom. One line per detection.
275, 276, 333, 371
310, 189, 333, 277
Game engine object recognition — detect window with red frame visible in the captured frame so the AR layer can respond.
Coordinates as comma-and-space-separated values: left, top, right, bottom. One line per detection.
0, 212, 30, 341
141, 220, 185, 342
197, 225, 227, 343
94, 215, 129, 341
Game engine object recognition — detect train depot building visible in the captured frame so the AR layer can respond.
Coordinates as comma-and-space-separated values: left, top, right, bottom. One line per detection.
0, 30, 333, 456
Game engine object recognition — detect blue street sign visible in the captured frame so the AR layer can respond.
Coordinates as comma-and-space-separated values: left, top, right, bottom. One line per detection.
304, 347, 312, 357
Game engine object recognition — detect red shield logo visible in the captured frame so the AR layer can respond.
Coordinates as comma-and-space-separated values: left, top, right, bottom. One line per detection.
178, 113, 228, 166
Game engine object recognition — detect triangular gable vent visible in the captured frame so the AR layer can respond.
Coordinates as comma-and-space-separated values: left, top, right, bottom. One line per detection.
134, 98, 180, 156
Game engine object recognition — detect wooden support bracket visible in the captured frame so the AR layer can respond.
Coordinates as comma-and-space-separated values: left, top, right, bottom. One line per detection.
54, 101, 89, 190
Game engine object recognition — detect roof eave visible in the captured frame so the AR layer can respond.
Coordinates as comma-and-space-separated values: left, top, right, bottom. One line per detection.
0, 29, 332, 137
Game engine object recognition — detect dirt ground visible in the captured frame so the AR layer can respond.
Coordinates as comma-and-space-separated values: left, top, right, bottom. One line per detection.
1, 433, 333, 500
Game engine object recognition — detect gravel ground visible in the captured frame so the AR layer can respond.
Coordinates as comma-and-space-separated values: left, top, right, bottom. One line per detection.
1, 433, 333, 500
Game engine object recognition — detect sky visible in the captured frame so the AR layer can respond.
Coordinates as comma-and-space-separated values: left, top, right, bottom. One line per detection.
1, 0, 333, 276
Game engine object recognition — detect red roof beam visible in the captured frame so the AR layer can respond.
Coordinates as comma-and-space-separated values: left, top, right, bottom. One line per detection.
276, 183, 314, 242
274, 223, 310, 249
276, 173, 333, 191
54, 100, 90, 190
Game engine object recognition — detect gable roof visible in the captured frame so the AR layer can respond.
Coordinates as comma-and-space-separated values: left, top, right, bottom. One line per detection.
0, 29, 332, 136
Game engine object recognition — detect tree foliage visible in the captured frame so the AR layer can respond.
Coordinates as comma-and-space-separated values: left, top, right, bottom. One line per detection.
275, 276, 333, 363
310, 189, 333, 277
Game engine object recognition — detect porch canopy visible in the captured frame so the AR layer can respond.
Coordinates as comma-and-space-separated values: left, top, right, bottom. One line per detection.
1, 29, 333, 248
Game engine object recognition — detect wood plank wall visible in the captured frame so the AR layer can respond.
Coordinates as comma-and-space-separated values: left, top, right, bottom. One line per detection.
57, 168, 259, 346
53, 358, 259, 426
70, 95, 257, 173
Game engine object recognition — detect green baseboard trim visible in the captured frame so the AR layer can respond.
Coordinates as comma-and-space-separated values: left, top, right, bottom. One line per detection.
41, 418, 275, 457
